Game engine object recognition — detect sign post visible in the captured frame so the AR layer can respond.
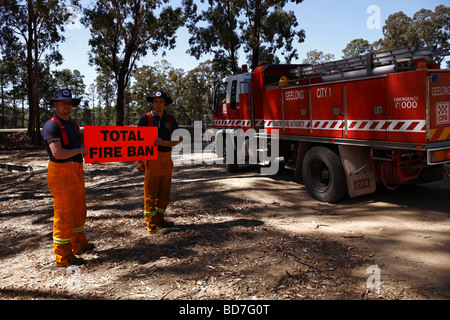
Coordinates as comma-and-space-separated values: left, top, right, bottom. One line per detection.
84, 126, 158, 164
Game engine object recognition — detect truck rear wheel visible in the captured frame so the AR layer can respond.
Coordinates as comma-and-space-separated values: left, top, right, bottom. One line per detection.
302, 146, 347, 202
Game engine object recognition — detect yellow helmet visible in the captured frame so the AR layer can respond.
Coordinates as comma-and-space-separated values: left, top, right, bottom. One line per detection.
278, 76, 290, 88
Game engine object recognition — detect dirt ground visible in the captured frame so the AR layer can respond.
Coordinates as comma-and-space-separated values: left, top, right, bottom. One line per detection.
0, 131, 449, 301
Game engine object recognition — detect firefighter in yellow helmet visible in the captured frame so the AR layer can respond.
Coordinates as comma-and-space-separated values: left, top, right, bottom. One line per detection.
41, 88, 93, 267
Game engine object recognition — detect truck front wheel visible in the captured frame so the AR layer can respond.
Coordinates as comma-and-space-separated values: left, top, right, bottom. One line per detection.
302, 146, 347, 202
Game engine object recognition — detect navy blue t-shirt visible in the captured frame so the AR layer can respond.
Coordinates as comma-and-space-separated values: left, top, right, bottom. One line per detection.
41, 116, 83, 163
137, 110, 179, 153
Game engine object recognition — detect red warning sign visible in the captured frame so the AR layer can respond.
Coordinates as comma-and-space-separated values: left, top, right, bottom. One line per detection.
84, 126, 158, 164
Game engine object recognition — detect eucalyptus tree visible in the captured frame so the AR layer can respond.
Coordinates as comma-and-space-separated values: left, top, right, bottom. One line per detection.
184, 0, 306, 73
373, 5, 449, 63
184, 0, 242, 74
95, 70, 116, 126
342, 39, 370, 59
372, 11, 413, 51
301, 50, 335, 65
410, 5, 449, 62
0, 0, 77, 143
82, 0, 184, 126
241, 0, 306, 69
178, 60, 217, 125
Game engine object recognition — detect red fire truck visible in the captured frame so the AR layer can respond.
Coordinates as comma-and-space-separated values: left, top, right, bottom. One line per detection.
211, 45, 450, 202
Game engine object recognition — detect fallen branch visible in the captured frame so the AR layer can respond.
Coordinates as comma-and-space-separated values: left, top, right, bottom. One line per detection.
0, 163, 33, 172
274, 244, 321, 272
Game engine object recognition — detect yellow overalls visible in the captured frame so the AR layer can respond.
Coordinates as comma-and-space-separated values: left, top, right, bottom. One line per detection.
143, 151, 174, 233
47, 161, 89, 266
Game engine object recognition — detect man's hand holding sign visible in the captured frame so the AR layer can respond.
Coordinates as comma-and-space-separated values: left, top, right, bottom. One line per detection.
134, 136, 182, 172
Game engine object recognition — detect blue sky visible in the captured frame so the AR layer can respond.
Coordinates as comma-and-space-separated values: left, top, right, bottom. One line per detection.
57, 0, 449, 88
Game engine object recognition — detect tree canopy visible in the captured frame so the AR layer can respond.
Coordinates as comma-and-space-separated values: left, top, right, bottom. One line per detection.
184, 0, 306, 73
81, 0, 184, 126
373, 5, 449, 62
0, 0, 77, 143
342, 39, 370, 59
302, 50, 335, 65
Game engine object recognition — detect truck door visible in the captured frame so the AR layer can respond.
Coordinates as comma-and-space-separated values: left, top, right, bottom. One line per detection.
282, 87, 310, 136
345, 78, 387, 141
387, 70, 427, 143
311, 83, 343, 138
213, 81, 228, 127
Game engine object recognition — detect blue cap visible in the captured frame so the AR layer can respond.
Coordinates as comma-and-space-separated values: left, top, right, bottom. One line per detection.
49, 88, 81, 106
146, 90, 173, 105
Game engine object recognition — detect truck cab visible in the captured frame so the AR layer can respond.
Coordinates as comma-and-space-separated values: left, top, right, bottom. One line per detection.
212, 71, 252, 129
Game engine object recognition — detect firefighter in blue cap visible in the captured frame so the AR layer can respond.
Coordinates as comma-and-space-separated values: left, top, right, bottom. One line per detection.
137, 90, 181, 234
41, 88, 93, 267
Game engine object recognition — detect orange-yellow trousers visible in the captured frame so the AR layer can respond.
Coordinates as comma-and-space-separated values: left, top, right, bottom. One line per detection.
47, 161, 89, 266
143, 151, 173, 233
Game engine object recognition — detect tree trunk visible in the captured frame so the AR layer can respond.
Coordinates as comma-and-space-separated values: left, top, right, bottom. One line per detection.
115, 44, 134, 126
251, 0, 261, 70
1, 72, 5, 129
30, 54, 40, 144
26, 0, 41, 145
116, 77, 125, 126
